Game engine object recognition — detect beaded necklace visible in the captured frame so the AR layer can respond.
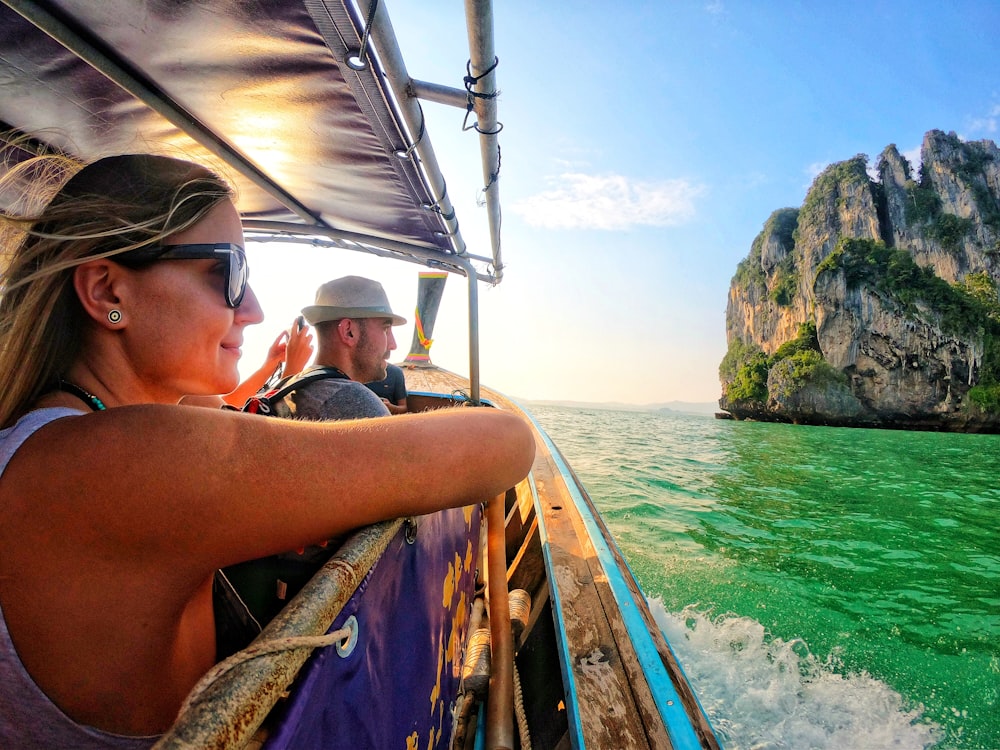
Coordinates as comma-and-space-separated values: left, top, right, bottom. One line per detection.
57, 379, 107, 412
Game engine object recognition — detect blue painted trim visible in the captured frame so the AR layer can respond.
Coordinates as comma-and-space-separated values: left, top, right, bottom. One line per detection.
527, 471, 587, 750
473, 700, 486, 750
520, 407, 710, 750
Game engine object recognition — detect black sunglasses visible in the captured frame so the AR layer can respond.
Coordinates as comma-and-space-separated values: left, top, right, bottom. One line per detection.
154, 243, 248, 308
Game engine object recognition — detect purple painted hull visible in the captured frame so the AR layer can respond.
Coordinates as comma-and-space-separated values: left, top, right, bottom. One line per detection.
264, 505, 483, 749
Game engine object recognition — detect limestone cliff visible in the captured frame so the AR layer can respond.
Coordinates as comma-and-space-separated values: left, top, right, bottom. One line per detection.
720, 129, 1000, 431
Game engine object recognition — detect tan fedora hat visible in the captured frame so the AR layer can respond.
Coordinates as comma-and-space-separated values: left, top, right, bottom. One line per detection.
301, 275, 407, 326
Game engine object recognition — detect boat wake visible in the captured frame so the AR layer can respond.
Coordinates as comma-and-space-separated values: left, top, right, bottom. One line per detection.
647, 599, 944, 750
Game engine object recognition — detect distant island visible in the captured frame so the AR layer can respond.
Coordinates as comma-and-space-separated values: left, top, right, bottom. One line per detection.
719, 129, 1000, 433
520, 399, 719, 416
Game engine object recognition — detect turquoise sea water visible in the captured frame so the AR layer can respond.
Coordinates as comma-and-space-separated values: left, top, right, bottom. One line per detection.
525, 404, 1000, 750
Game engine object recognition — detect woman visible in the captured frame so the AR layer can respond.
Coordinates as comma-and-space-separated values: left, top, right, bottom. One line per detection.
0, 151, 534, 747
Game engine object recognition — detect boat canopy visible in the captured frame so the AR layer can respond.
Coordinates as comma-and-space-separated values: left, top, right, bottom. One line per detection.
0, 0, 503, 284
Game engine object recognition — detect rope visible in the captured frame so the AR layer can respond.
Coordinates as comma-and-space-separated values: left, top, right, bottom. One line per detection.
463, 57, 500, 100
175, 626, 352, 717
422, 180, 455, 221
462, 57, 504, 135
507, 588, 530, 642
351, 0, 379, 69
397, 103, 426, 159
460, 627, 492, 699
477, 144, 502, 206
513, 661, 532, 750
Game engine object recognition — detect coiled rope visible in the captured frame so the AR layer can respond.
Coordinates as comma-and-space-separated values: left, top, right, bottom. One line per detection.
513, 661, 532, 750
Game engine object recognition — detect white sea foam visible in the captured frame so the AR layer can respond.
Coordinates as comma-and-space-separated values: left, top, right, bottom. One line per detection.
648, 598, 944, 750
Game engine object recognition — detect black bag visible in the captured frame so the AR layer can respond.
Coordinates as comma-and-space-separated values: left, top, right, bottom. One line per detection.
240, 366, 349, 417
213, 569, 263, 660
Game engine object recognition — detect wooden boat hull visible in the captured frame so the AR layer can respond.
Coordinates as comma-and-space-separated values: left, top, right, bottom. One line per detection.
405, 367, 720, 750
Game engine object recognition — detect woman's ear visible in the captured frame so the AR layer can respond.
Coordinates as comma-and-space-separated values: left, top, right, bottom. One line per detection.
73, 260, 126, 329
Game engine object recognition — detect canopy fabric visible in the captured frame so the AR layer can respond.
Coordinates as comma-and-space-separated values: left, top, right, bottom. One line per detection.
0, 0, 497, 281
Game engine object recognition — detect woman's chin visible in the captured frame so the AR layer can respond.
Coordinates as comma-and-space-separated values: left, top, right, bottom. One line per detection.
208, 372, 241, 398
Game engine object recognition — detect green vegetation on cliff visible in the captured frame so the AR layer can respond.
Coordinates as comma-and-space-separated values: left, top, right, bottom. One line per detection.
720, 321, 835, 405
734, 208, 799, 301
797, 156, 870, 231
926, 213, 974, 252
817, 237, 990, 336
772, 320, 820, 359
769, 349, 847, 399
943, 132, 1000, 229
903, 181, 940, 225
769, 255, 798, 306
902, 173, 976, 252
904, 136, 998, 243
817, 238, 1000, 411
719, 339, 769, 403
963, 272, 1000, 411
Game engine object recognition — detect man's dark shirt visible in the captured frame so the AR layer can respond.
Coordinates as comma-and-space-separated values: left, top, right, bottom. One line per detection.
365, 363, 407, 405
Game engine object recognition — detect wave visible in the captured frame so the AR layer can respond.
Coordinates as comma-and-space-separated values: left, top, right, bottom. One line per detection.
648, 599, 944, 750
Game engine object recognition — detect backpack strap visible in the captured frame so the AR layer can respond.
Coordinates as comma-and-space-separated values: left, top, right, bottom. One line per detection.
242, 366, 349, 415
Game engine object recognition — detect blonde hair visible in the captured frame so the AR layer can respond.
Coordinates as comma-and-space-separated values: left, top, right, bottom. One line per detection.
0, 148, 233, 427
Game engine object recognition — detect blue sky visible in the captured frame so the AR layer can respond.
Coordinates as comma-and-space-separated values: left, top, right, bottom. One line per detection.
243, 0, 1000, 405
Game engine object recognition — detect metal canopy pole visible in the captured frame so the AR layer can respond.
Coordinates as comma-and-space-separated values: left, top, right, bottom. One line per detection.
463, 0, 503, 282
456, 257, 482, 405
242, 220, 496, 284
409, 79, 468, 109
357, 0, 465, 258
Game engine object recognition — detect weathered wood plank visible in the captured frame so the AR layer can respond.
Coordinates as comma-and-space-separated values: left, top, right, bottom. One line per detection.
506, 515, 543, 595
530, 440, 658, 749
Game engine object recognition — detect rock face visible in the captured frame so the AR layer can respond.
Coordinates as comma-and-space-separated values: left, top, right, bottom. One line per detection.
720, 130, 1000, 432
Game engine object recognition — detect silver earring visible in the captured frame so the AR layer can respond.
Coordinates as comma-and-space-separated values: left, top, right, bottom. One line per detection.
108, 309, 122, 324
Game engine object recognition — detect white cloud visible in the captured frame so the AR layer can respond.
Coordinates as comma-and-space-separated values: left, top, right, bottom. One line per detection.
901, 145, 922, 176
805, 161, 829, 180
511, 172, 705, 231
967, 104, 1000, 135
802, 161, 830, 190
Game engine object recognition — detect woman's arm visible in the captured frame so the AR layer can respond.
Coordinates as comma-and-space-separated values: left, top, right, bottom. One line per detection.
0, 403, 533, 734
8, 405, 534, 575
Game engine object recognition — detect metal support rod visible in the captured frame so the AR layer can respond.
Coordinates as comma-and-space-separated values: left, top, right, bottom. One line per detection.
485, 494, 514, 750
241, 221, 497, 284
410, 79, 468, 109
463, 0, 503, 282
457, 255, 482, 405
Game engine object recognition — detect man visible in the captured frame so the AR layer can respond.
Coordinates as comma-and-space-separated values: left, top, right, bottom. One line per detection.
365, 362, 408, 414
221, 276, 406, 631
292, 275, 407, 420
